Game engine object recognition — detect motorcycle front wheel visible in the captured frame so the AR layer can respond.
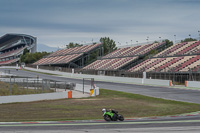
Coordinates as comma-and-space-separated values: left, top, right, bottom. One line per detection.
104, 115, 111, 121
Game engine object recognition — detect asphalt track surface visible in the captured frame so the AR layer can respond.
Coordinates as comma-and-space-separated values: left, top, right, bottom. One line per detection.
1, 68, 200, 132
1, 116, 200, 132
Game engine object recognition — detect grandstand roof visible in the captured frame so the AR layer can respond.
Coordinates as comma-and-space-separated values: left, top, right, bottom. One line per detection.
0, 33, 36, 46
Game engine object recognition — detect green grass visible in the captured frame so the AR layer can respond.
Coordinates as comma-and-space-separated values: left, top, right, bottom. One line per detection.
0, 89, 200, 122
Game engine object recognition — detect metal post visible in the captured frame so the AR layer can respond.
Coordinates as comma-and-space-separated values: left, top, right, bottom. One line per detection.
55, 81, 56, 92
42, 79, 44, 93
65, 82, 66, 91
37, 76, 39, 90
34, 80, 36, 92
91, 79, 92, 89
10, 76, 12, 95
27, 78, 28, 94
83, 78, 84, 94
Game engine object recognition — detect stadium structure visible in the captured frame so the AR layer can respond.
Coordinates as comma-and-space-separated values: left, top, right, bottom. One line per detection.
83, 42, 166, 72
0, 33, 37, 65
32, 36, 200, 83
33, 43, 103, 68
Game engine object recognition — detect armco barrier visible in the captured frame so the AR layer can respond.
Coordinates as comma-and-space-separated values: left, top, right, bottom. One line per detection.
185, 81, 200, 88
0, 91, 69, 104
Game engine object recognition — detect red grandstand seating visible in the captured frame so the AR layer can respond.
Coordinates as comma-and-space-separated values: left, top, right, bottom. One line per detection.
47, 43, 101, 57
33, 54, 83, 65
175, 55, 200, 72
155, 42, 187, 57
83, 57, 137, 70
0, 47, 26, 58
176, 41, 200, 55
0, 58, 19, 65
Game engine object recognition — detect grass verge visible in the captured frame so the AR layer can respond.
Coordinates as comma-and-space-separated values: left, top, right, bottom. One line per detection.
0, 88, 200, 122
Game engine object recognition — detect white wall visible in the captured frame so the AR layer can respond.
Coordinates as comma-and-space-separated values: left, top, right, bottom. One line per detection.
186, 81, 200, 88
75, 84, 92, 93
144, 79, 171, 86
0, 91, 68, 104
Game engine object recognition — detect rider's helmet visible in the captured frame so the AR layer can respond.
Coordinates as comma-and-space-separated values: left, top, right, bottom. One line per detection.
102, 108, 106, 113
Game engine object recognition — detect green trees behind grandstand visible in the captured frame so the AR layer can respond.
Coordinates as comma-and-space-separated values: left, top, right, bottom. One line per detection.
100, 37, 117, 55
20, 48, 50, 64
66, 42, 82, 48
181, 38, 197, 43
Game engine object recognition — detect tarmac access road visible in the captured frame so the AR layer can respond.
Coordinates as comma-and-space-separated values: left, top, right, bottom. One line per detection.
2, 68, 200, 104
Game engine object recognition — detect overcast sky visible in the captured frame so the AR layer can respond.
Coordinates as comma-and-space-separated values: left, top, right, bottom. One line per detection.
0, 0, 200, 48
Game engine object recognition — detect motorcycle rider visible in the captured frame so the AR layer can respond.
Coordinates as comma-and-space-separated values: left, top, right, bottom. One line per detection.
102, 108, 118, 121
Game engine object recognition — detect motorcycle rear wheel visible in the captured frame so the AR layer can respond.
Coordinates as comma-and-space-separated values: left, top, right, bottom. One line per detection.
118, 114, 124, 121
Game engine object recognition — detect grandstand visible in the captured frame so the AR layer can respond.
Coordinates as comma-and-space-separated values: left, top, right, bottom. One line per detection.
83, 42, 166, 70
0, 34, 36, 65
128, 41, 200, 73
33, 43, 103, 68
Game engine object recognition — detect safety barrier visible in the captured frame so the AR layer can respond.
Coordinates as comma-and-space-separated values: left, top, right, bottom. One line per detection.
0, 91, 71, 104
90, 87, 100, 97
185, 80, 200, 88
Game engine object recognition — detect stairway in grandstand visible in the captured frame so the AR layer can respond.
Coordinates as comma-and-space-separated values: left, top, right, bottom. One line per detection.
83, 42, 166, 70
33, 43, 102, 67
128, 41, 200, 72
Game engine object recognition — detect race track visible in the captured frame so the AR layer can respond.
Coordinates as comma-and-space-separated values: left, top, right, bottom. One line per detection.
1, 68, 200, 132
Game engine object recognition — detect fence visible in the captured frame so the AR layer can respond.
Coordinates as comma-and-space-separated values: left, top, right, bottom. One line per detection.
0, 76, 75, 95
81, 70, 200, 84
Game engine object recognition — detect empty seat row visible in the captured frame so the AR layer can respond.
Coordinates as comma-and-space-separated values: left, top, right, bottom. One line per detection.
102, 42, 165, 59
33, 54, 83, 65
0, 47, 25, 59
128, 55, 200, 72
155, 41, 200, 57
48, 43, 101, 57
83, 57, 138, 70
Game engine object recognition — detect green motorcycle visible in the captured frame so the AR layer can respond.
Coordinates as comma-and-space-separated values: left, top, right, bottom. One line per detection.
102, 109, 124, 121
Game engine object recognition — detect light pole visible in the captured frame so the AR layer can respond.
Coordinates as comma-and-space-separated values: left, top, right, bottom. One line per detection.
159, 37, 161, 43
198, 31, 200, 41
174, 35, 176, 44
146, 39, 148, 44
189, 34, 191, 39
131, 40, 132, 45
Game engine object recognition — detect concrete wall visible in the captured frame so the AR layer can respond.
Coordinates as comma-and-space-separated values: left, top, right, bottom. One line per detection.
185, 81, 200, 88
75, 84, 92, 93
0, 91, 68, 104
144, 79, 171, 86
